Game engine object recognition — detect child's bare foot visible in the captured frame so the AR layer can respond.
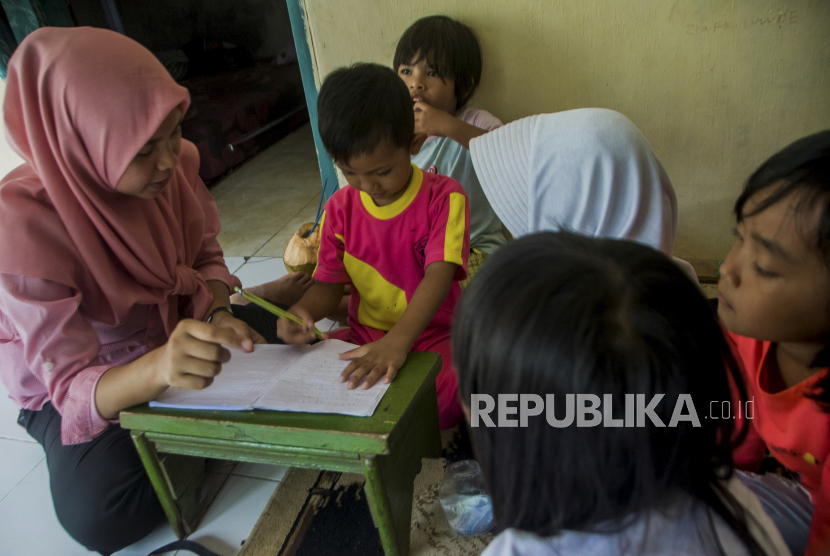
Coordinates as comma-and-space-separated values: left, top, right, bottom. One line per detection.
231, 273, 314, 307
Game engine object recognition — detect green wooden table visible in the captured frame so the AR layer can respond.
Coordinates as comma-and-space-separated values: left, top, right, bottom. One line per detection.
120, 351, 442, 556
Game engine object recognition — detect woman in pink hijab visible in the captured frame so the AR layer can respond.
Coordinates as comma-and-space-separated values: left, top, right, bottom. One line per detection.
0, 27, 284, 554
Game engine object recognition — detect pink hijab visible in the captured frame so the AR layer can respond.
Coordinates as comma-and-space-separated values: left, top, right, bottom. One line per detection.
0, 27, 217, 334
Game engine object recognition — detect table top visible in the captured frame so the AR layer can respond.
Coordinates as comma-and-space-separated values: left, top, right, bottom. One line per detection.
121, 351, 441, 455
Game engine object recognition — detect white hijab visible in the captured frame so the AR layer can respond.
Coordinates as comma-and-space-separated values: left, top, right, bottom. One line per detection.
470, 108, 677, 255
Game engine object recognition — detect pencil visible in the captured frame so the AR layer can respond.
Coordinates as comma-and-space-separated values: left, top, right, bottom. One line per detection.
234, 287, 324, 340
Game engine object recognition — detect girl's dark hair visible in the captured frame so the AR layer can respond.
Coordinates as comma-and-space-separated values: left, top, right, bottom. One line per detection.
393, 15, 482, 110
734, 129, 830, 405
317, 63, 414, 163
453, 232, 769, 555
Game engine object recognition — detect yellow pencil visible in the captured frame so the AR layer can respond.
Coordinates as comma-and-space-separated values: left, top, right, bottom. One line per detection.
234, 287, 324, 340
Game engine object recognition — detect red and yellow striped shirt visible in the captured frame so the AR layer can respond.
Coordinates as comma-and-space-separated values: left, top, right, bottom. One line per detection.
314, 165, 469, 335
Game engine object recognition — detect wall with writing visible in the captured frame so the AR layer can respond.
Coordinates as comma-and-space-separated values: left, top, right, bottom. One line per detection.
300, 0, 830, 262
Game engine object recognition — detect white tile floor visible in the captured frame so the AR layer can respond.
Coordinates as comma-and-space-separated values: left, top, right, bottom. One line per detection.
0, 127, 330, 555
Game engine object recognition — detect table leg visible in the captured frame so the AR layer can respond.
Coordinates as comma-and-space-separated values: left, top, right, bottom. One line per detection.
132, 431, 212, 539
133, 431, 187, 538
361, 382, 442, 556
365, 453, 412, 556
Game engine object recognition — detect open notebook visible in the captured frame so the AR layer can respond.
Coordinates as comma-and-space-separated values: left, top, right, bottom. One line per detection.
150, 339, 390, 417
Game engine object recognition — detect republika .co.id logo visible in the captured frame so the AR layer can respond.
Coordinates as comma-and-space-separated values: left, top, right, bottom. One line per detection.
469, 394, 754, 428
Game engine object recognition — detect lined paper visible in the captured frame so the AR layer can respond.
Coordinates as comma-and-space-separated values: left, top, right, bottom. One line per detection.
150, 344, 306, 410
150, 340, 390, 417
256, 340, 390, 416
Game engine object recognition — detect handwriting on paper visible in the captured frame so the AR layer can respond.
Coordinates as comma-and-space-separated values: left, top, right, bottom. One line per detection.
151, 340, 390, 417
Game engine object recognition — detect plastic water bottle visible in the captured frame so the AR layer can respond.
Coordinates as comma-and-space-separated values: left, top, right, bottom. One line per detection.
438, 460, 494, 536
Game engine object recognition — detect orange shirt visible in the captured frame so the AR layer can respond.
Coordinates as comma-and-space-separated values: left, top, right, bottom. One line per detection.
728, 331, 830, 556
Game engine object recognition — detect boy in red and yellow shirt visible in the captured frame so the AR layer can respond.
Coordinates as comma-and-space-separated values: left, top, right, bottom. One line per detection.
278, 63, 469, 429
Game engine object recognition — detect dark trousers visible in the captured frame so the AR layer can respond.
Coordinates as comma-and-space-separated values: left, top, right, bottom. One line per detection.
18, 402, 164, 555
17, 302, 284, 555
230, 300, 283, 344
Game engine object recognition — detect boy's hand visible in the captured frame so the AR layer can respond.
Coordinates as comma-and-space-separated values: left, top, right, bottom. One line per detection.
276, 306, 318, 344
413, 100, 456, 138
338, 337, 408, 390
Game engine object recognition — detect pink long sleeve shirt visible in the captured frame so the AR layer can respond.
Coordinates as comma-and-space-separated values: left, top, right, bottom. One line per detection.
0, 255, 238, 446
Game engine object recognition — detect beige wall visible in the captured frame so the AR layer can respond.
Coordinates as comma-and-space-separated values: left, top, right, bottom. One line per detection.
300, 0, 830, 262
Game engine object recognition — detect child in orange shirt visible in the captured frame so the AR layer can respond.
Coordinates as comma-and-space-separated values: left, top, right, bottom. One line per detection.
719, 130, 830, 556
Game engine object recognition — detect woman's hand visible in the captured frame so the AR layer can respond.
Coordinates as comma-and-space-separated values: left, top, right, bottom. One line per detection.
95, 318, 255, 418
209, 310, 266, 345
154, 318, 252, 390
338, 337, 408, 390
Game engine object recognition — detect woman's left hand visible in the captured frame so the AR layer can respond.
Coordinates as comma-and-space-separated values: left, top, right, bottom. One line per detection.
210, 311, 266, 345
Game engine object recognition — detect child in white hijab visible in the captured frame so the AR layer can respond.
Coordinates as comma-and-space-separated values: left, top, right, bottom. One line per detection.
470, 108, 677, 254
